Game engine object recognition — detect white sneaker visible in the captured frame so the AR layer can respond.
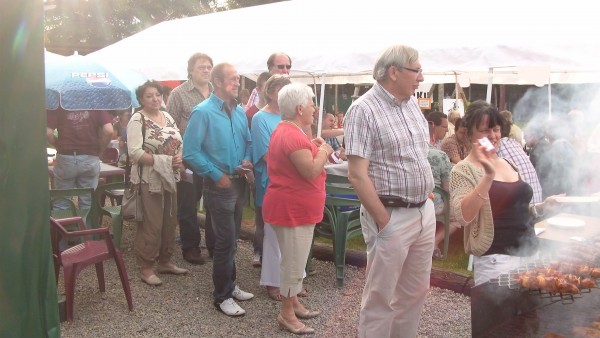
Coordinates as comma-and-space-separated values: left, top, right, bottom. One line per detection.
217, 298, 245, 316
252, 253, 262, 267
232, 285, 254, 301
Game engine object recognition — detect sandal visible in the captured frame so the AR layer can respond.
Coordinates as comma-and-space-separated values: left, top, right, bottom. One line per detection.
432, 247, 443, 259
267, 286, 281, 301
298, 288, 308, 297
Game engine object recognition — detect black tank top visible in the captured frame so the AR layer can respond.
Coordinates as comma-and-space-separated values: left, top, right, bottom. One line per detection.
485, 161, 538, 256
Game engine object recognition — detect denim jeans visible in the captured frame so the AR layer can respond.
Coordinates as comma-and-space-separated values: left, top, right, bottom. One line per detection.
205, 177, 247, 303
200, 176, 215, 256
52, 154, 101, 226
177, 174, 214, 253
253, 206, 264, 255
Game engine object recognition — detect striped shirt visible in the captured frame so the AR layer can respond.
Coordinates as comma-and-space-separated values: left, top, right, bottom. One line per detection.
244, 87, 260, 110
497, 137, 543, 204
344, 82, 434, 203
166, 80, 213, 136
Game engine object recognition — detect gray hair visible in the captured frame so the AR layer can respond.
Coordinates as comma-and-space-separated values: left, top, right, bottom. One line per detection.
373, 45, 419, 81
264, 74, 292, 104
278, 83, 315, 120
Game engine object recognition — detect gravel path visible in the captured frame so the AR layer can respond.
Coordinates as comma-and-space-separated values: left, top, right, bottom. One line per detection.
59, 221, 471, 337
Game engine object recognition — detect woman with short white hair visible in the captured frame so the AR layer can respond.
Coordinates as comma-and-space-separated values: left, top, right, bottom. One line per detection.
262, 83, 333, 334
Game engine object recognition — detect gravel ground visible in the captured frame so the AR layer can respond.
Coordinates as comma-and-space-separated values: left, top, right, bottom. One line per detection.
59, 220, 471, 337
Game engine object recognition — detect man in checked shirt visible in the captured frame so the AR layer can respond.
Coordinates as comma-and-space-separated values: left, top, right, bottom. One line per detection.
167, 52, 214, 265
344, 45, 436, 338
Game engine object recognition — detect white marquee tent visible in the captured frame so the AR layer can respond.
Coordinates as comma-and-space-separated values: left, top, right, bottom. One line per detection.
88, 0, 600, 88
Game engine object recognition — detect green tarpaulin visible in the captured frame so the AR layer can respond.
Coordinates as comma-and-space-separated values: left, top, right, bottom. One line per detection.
0, 1, 61, 337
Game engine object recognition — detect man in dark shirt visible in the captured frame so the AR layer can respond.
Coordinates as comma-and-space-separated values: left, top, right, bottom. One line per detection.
47, 108, 113, 221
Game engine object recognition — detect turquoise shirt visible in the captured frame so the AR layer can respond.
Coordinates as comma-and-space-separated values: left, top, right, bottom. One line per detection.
251, 110, 281, 206
183, 93, 252, 182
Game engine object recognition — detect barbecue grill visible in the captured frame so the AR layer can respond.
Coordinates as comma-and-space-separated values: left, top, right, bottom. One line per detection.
472, 255, 600, 337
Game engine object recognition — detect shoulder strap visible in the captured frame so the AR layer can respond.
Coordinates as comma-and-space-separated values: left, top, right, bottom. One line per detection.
137, 112, 145, 180
502, 157, 519, 172
502, 157, 522, 180
137, 112, 146, 140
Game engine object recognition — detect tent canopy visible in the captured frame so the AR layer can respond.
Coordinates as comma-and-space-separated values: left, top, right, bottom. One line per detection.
89, 0, 600, 87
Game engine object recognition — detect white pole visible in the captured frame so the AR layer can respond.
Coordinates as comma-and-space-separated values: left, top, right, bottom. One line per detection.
548, 76, 552, 119
317, 73, 326, 138
485, 67, 493, 103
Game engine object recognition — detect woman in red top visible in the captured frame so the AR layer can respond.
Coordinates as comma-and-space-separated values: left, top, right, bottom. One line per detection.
263, 83, 333, 335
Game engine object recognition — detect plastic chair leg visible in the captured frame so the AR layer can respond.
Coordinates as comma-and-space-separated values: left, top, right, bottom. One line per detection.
442, 219, 450, 261
111, 214, 123, 249
113, 252, 134, 311
334, 216, 349, 288
95, 263, 106, 292
63, 265, 76, 322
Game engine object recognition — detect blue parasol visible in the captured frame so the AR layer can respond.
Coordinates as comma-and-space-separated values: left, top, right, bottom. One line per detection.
45, 54, 145, 111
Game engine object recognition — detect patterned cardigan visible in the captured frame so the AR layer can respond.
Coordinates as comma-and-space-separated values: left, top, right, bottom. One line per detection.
449, 160, 495, 256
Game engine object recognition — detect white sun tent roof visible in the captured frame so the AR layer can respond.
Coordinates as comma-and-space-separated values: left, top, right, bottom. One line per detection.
89, 0, 600, 87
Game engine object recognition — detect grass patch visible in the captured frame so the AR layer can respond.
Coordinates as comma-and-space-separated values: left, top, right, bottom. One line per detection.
315, 221, 472, 276
241, 204, 473, 276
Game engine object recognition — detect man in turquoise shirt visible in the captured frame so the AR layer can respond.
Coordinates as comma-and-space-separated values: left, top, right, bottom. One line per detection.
183, 63, 254, 317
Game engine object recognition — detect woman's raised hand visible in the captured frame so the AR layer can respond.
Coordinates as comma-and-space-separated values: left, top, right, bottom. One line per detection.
472, 141, 495, 177
312, 137, 326, 147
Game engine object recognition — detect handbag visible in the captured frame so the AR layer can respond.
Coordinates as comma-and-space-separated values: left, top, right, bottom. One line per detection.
122, 113, 145, 222
122, 182, 143, 222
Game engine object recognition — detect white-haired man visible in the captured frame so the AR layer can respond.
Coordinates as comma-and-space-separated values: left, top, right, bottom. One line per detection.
345, 45, 435, 338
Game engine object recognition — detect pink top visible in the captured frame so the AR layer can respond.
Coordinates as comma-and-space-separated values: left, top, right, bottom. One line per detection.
263, 122, 326, 226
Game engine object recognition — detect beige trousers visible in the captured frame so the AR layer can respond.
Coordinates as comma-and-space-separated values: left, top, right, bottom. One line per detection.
134, 184, 177, 269
358, 200, 436, 338
272, 224, 315, 297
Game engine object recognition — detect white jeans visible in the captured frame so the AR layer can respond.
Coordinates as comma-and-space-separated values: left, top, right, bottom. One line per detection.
358, 200, 436, 338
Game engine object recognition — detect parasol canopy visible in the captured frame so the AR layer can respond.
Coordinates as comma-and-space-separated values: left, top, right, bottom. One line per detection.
45, 54, 145, 110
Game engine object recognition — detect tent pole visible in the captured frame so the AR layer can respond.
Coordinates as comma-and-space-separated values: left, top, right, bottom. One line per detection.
334, 84, 338, 113
548, 77, 552, 119
486, 67, 493, 103
317, 73, 326, 138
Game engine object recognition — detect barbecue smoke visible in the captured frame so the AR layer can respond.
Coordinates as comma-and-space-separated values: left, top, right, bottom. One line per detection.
512, 84, 600, 199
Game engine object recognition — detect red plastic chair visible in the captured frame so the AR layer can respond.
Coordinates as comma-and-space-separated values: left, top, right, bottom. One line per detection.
50, 216, 134, 321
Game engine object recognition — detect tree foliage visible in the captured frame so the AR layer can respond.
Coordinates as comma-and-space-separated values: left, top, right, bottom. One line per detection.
44, 0, 284, 55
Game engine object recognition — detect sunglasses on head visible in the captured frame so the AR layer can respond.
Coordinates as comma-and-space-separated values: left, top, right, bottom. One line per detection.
276, 64, 292, 70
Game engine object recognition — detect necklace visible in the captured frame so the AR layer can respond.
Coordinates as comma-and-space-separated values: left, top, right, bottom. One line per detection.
142, 110, 164, 125
281, 120, 305, 135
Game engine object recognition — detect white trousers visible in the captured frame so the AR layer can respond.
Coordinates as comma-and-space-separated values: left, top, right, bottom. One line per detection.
473, 253, 539, 286
260, 222, 280, 287
272, 223, 315, 297
358, 200, 436, 338
260, 222, 308, 288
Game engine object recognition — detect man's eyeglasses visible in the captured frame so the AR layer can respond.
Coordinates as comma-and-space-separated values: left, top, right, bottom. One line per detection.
400, 66, 423, 75
276, 64, 292, 70
198, 65, 213, 71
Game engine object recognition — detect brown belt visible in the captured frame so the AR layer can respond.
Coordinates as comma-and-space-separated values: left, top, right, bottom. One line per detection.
379, 195, 426, 208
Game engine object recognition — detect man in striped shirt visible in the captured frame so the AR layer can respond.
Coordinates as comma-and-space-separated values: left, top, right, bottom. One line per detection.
345, 45, 436, 338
